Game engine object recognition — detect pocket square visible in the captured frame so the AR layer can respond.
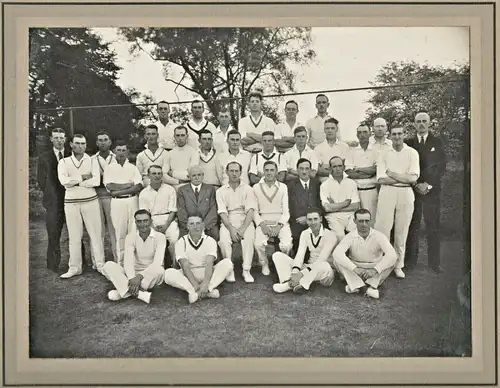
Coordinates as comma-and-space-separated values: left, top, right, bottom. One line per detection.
430, 147, 435, 152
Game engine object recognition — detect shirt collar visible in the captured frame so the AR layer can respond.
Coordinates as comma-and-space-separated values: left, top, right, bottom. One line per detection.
259, 177, 280, 188
223, 181, 243, 190
71, 153, 90, 162
309, 226, 325, 238
136, 228, 157, 241
189, 118, 206, 128
215, 125, 233, 134
315, 113, 331, 120
389, 143, 409, 153
54, 147, 64, 156
370, 136, 391, 145
191, 183, 202, 191
94, 151, 115, 160
351, 228, 374, 239
293, 144, 312, 153
419, 133, 429, 142
188, 232, 206, 244
353, 143, 373, 151
261, 147, 277, 156
299, 178, 310, 188
199, 148, 215, 158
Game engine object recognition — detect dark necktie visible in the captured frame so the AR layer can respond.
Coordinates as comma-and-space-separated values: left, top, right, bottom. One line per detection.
419, 136, 424, 145
304, 183, 308, 192
195, 187, 200, 201
58, 151, 63, 161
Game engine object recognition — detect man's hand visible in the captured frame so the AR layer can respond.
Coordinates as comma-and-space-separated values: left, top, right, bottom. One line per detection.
229, 227, 241, 243
347, 140, 359, 147
81, 173, 93, 181
128, 274, 143, 296
257, 171, 264, 178
154, 224, 168, 234
415, 182, 430, 195
363, 268, 378, 279
296, 216, 307, 225
354, 267, 366, 279
198, 282, 209, 299
270, 224, 282, 237
236, 226, 247, 240
289, 272, 303, 287
260, 223, 271, 236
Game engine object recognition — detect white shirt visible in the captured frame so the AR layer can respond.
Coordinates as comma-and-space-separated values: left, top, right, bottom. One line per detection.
333, 228, 397, 273
212, 125, 237, 153
284, 144, 319, 171
376, 144, 420, 185
292, 227, 338, 269
306, 114, 342, 148
216, 182, 257, 216
186, 119, 217, 149
320, 176, 360, 212
191, 183, 202, 193
58, 154, 100, 203
139, 183, 177, 225
315, 139, 351, 166
249, 148, 287, 175
275, 121, 303, 139
198, 148, 221, 186
154, 119, 178, 150
164, 145, 200, 182
238, 113, 276, 152
299, 178, 310, 190
369, 137, 393, 162
175, 233, 218, 269
217, 150, 253, 186
123, 229, 166, 279
345, 144, 378, 188
135, 146, 169, 178
253, 179, 290, 226
417, 132, 429, 144
103, 160, 142, 187
92, 151, 116, 176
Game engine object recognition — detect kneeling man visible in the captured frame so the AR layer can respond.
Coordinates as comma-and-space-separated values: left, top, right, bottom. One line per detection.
333, 209, 397, 299
272, 208, 337, 293
101, 209, 166, 304
164, 214, 234, 304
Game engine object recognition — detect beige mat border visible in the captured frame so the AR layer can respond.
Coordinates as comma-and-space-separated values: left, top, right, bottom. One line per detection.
2, 0, 496, 386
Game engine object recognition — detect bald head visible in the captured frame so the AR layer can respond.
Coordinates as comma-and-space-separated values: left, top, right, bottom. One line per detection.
373, 117, 388, 138
415, 112, 430, 135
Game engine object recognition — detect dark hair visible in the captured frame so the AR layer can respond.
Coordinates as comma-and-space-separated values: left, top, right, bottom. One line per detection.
324, 117, 339, 126
285, 100, 299, 109
198, 129, 213, 139
187, 212, 204, 222
390, 124, 405, 133
157, 100, 170, 107
306, 207, 323, 217
135, 209, 152, 219
145, 124, 159, 132
71, 133, 86, 142
357, 122, 371, 132
219, 106, 230, 114
191, 100, 204, 108
328, 156, 344, 166
227, 129, 241, 139
226, 161, 242, 172
261, 131, 275, 138
354, 208, 372, 220
95, 131, 111, 139
114, 140, 128, 149
248, 91, 263, 101
147, 164, 163, 174
316, 94, 329, 102
174, 125, 188, 135
293, 126, 307, 136
263, 160, 278, 170
51, 127, 66, 135
296, 158, 312, 169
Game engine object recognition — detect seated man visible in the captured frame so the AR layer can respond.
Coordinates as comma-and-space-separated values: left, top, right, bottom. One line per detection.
320, 156, 360, 241
138, 164, 179, 264
253, 160, 293, 276
164, 214, 234, 304
101, 209, 166, 304
333, 209, 397, 299
272, 208, 337, 294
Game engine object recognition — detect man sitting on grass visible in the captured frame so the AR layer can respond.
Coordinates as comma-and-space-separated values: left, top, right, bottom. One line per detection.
164, 214, 234, 304
101, 209, 166, 304
333, 208, 397, 299
271, 208, 337, 294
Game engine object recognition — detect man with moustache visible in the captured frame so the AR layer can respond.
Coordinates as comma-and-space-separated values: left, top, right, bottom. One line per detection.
212, 107, 236, 154
248, 131, 287, 185
216, 130, 253, 186
240, 91, 277, 153
155, 100, 178, 151
186, 100, 217, 149
405, 112, 446, 273
274, 100, 303, 153
284, 126, 320, 181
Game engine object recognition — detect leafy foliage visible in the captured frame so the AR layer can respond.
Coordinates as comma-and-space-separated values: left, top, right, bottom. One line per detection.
118, 27, 316, 127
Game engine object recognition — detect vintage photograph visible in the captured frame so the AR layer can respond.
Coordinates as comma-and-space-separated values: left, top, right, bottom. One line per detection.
28, 26, 471, 358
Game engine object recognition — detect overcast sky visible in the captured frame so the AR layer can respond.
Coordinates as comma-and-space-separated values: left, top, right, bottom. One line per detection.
94, 27, 469, 141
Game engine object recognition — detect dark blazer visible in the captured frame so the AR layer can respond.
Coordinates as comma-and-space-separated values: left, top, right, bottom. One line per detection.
37, 148, 70, 208
177, 183, 218, 233
286, 177, 322, 225
406, 133, 446, 188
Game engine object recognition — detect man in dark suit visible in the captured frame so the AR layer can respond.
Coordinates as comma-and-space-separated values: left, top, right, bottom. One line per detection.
405, 112, 447, 273
286, 158, 322, 253
37, 128, 70, 272
177, 165, 219, 241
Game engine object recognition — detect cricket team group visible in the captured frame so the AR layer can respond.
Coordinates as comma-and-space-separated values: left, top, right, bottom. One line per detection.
36, 91, 446, 305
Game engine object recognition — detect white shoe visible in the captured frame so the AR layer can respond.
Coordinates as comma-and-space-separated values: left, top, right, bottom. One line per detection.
208, 289, 220, 299
345, 284, 360, 294
242, 270, 255, 283
394, 269, 406, 279
261, 265, 271, 276
107, 290, 122, 301
60, 268, 82, 279
188, 293, 199, 304
225, 271, 236, 283
273, 282, 291, 293
137, 290, 151, 304
365, 287, 380, 299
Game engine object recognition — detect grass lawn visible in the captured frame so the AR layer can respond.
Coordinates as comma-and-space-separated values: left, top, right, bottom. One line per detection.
28, 167, 471, 358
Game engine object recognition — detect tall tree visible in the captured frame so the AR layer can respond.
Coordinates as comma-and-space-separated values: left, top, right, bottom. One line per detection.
364, 61, 470, 160
29, 28, 143, 155
118, 27, 316, 127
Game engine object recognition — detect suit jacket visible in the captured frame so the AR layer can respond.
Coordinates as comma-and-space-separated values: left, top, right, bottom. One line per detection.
406, 133, 446, 188
37, 147, 71, 209
177, 183, 218, 232
286, 177, 322, 222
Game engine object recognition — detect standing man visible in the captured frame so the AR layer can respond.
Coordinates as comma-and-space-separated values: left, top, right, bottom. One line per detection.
216, 130, 253, 186
272, 208, 336, 294
177, 166, 219, 240
197, 129, 221, 188
239, 91, 276, 153
286, 158, 322, 252
370, 117, 393, 161
164, 125, 200, 190
253, 161, 293, 276
333, 209, 397, 299
320, 156, 360, 241
37, 127, 70, 272
405, 112, 446, 273
139, 165, 180, 263
315, 117, 350, 183
248, 131, 287, 185
212, 107, 236, 153
91, 131, 118, 263
155, 101, 178, 151
274, 100, 303, 153
186, 100, 217, 149
284, 126, 319, 181
101, 209, 166, 304
345, 123, 379, 225
164, 214, 234, 304
103, 141, 144, 266
57, 133, 105, 278
216, 161, 257, 283
306, 94, 335, 149
375, 125, 420, 279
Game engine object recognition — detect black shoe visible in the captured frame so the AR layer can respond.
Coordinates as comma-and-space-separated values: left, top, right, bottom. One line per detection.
47, 263, 59, 273
429, 265, 442, 274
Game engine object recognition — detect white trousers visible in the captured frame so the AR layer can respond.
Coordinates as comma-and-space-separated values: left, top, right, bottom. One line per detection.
101, 261, 164, 298
333, 254, 395, 291
219, 214, 255, 271
325, 212, 356, 241
64, 199, 105, 272
254, 223, 293, 267
375, 185, 414, 269
98, 196, 117, 262
358, 188, 379, 226
111, 196, 139, 266
164, 258, 234, 295
272, 252, 335, 290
